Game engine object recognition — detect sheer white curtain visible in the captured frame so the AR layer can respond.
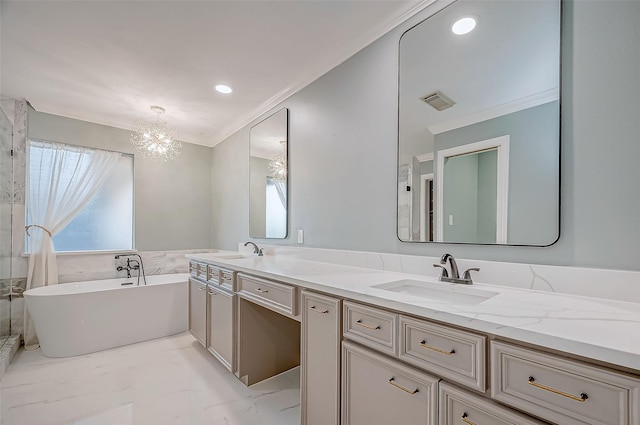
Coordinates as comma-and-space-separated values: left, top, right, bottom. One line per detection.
273, 179, 286, 210
24, 140, 121, 349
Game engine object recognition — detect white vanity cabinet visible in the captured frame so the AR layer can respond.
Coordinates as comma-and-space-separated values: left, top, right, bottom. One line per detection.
342, 340, 438, 425
301, 291, 342, 425
207, 284, 236, 372
186, 258, 640, 425
188, 277, 207, 346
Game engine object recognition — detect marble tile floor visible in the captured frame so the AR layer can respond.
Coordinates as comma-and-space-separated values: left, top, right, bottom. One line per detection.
0, 333, 301, 425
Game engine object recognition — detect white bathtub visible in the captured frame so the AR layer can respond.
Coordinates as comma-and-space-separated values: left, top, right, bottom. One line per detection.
24, 273, 188, 358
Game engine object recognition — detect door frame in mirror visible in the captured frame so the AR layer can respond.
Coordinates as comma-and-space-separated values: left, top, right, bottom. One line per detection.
435, 135, 510, 243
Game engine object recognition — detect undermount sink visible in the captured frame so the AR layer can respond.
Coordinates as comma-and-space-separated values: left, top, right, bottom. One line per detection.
216, 254, 249, 260
372, 279, 497, 305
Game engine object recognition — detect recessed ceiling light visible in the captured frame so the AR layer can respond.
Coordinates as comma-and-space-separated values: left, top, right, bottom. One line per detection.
451, 17, 477, 35
215, 84, 233, 94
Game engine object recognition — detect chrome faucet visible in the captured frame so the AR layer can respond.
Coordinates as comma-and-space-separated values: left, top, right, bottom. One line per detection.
243, 241, 263, 256
116, 257, 138, 278
115, 254, 147, 285
433, 253, 479, 285
441, 253, 460, 279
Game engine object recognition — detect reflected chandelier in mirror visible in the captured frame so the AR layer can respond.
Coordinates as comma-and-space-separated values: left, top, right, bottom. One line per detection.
249, 108, 288, 239
397, 0, 561, 246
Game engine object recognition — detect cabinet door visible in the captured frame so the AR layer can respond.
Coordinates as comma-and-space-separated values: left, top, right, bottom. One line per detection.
188, 278, 207, 346
207, 286, 235, 372
301, 291, 341, 425
342, 340, 438, 425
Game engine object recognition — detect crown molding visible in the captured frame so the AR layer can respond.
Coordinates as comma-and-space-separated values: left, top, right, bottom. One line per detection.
208, 0, 440, 148
428, 88, 559, 135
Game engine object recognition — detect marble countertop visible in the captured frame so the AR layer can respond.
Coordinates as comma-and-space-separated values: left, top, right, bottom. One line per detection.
186, 253, 640, 373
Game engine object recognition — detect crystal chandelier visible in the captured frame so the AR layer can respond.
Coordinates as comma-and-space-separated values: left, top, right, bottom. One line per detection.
268, 141, 287, 181
131, 106, 181, 161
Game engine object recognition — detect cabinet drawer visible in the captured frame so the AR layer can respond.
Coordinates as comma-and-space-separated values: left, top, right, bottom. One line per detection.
439, 382, 545, 425
237, 274, 297, 316
189, 261, 198, 276
220, 269, 235, 291
342, 340, 438, 425
207, 265, 221, 284
491, 341, 640, 425
343, 301, 397, 356
399, 315, 486, 391
192, 262, 207, 279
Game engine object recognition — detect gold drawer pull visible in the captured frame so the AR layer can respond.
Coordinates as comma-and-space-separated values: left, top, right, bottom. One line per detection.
388, 378, 419, 395
528, 376, 588, 402
255, 288, 269, 293
420, 340, 455, 355
460, 413, 476, 425
309, 305, 329, 314
355, 319, 381, 330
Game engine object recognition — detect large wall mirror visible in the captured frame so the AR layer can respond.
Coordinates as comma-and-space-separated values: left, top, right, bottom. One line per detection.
249, 108, 288, 238
397, 0, 560, 245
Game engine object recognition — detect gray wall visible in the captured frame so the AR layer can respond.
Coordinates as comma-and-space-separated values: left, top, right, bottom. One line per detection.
28, 110, 212, 251
477, 150, 497, 244
211, 127, 250, 250
211, 0, 640, 272
443, 154, 480, 243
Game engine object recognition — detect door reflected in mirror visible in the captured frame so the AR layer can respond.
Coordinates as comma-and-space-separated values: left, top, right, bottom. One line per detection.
438, 135, 508, 244
249, 108, 288, 239
397, 0, 560, 245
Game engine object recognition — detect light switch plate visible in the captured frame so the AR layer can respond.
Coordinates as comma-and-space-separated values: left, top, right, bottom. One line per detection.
297, 229, 304, 244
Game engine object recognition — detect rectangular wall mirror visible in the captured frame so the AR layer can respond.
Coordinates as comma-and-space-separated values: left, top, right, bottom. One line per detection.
249, 108, 288, 239
397, 0, 561, 246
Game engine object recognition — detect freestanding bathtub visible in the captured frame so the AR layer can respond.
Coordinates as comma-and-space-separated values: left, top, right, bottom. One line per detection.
24, 273, 189, 357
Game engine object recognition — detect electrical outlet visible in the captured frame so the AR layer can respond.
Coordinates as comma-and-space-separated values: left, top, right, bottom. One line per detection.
297, 229, 304, 244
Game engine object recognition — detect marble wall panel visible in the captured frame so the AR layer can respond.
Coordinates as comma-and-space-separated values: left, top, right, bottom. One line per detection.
0, 278, 10, 337
0, 106, 12, 205
55, 249, 217, 284
12, 100, 26, 206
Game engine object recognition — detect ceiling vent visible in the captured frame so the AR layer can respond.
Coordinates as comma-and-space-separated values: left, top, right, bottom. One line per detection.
420, 90, 456, 111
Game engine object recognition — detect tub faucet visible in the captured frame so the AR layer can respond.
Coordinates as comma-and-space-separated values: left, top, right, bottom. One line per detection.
244, 241, 263, 256
434, 253, 479, 285
116, 257, 139, 279
115, 254, 147, 285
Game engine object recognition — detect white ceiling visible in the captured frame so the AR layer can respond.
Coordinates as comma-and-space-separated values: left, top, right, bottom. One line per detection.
399, 0, 560, 137
1, 0, 428, 147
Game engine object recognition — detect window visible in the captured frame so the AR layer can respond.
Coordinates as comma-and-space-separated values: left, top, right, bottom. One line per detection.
265, 176, 286, 238
26, 141, 134, 253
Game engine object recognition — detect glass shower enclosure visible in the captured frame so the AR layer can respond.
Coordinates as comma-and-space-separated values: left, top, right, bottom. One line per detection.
0, 104, 13, 348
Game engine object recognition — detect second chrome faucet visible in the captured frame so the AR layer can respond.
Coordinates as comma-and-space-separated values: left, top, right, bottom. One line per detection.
243, 241, 264, 256
433, 253, 479, 285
